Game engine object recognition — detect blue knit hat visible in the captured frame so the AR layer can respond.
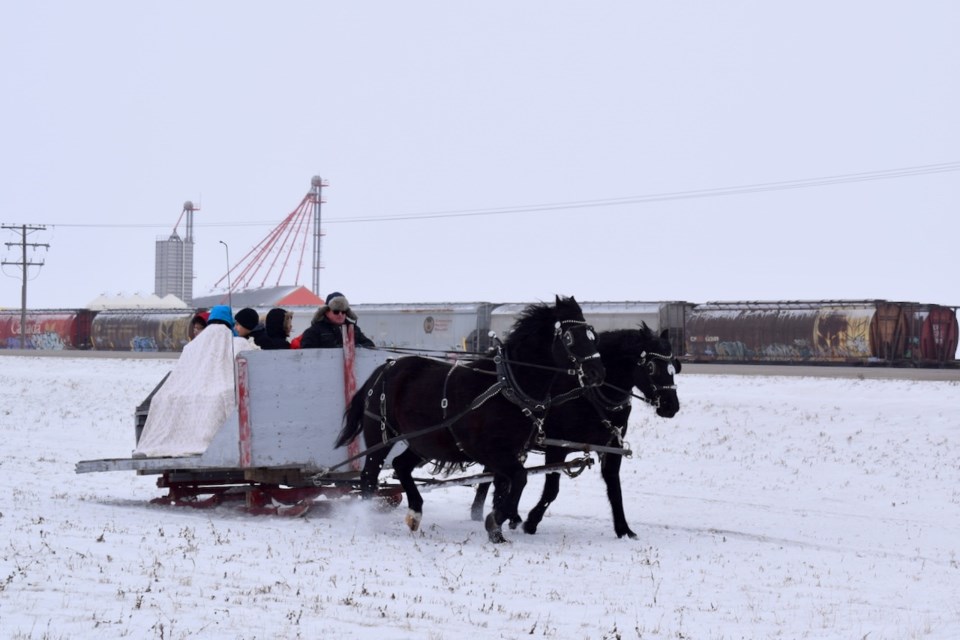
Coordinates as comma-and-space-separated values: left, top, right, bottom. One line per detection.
207, 305, 235, 328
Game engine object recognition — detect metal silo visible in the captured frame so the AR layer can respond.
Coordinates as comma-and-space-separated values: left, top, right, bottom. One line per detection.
154, 201, 196, 304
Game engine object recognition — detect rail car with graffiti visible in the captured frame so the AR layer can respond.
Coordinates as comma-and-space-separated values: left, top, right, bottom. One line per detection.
684, 300, 959, 366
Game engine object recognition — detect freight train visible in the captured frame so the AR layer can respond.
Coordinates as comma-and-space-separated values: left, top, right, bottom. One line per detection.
1, 299, 957, 366
684, 300, 958, 366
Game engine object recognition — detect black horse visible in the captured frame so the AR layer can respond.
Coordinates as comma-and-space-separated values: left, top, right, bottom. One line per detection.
336, 295, 606, 543
470, 324, 681, 538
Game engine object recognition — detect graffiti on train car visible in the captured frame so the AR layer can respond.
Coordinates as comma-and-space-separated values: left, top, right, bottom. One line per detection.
0, 310, 94, 350
90, 311, 193, 352
813, 308, 873, 360
686, 300, 958, 365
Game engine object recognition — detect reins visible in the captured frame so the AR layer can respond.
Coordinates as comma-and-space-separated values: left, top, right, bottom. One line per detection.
363, 343, 589, 379
313, 323, 600, 481
367, 344, 492, 360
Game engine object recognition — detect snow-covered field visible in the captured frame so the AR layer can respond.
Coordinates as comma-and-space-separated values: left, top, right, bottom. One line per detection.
1, 356, 958, 639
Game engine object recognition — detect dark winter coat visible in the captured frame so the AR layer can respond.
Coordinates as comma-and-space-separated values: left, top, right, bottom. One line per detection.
247, 324, 268, 348
299, 316, 375, 349
255, 308, 291, 350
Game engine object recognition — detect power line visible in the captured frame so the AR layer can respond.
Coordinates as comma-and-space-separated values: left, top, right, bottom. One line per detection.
337, 160, 960, 223
44, 160, 960, 229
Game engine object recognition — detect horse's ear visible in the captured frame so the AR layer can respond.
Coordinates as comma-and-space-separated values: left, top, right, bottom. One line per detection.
660, 329, 669, 341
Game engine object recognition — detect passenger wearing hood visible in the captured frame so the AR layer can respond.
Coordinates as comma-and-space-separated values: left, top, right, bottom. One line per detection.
257, 308, 293, 350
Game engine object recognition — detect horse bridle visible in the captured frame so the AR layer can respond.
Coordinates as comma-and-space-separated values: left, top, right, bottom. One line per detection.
636, 350, 678, 409
555, 319, 601, 387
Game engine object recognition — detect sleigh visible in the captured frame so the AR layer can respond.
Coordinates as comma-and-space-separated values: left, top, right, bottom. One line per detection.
75, 343, 599, 517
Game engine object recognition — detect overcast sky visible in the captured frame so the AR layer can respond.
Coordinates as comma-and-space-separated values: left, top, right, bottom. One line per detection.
2, 2, 957, 310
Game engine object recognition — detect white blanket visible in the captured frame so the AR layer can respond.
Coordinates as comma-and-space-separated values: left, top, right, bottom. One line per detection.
133, 325, 257, 457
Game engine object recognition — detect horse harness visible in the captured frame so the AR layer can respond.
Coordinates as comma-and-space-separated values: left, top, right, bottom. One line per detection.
365, 319, 601, 459
576, 349, 678, 456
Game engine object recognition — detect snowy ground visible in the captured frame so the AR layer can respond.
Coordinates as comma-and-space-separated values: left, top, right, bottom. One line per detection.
1, 356, 958, 639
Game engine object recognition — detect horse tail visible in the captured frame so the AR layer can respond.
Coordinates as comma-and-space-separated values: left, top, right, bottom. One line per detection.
336, 362, 387, 448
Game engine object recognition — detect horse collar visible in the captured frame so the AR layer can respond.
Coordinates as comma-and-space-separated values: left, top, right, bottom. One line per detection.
495, 345, 549, 415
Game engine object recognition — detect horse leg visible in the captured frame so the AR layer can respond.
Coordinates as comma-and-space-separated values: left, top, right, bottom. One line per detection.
484, 474, 511, 543
601, 453, 636, 539
485, 461, 526, 542
470, 472, 491, 522
523, 448, 566, 535
391, 448, 426, 532
504, 462, 527, 530
471, 473, 522, 527
359, 444, 391, 500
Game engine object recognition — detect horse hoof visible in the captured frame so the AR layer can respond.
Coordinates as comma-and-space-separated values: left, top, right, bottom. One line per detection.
405, 509, 422, 532
522, 521, 538, 535
507, 517, 522, 530
484, 513, 507, 543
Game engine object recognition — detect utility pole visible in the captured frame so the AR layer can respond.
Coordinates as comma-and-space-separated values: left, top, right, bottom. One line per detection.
2, 224, 49, 348
310, 176, 328, 296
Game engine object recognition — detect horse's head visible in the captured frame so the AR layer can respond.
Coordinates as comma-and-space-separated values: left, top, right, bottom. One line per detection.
551, 295, 605, 388
632, 324, 681, 418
